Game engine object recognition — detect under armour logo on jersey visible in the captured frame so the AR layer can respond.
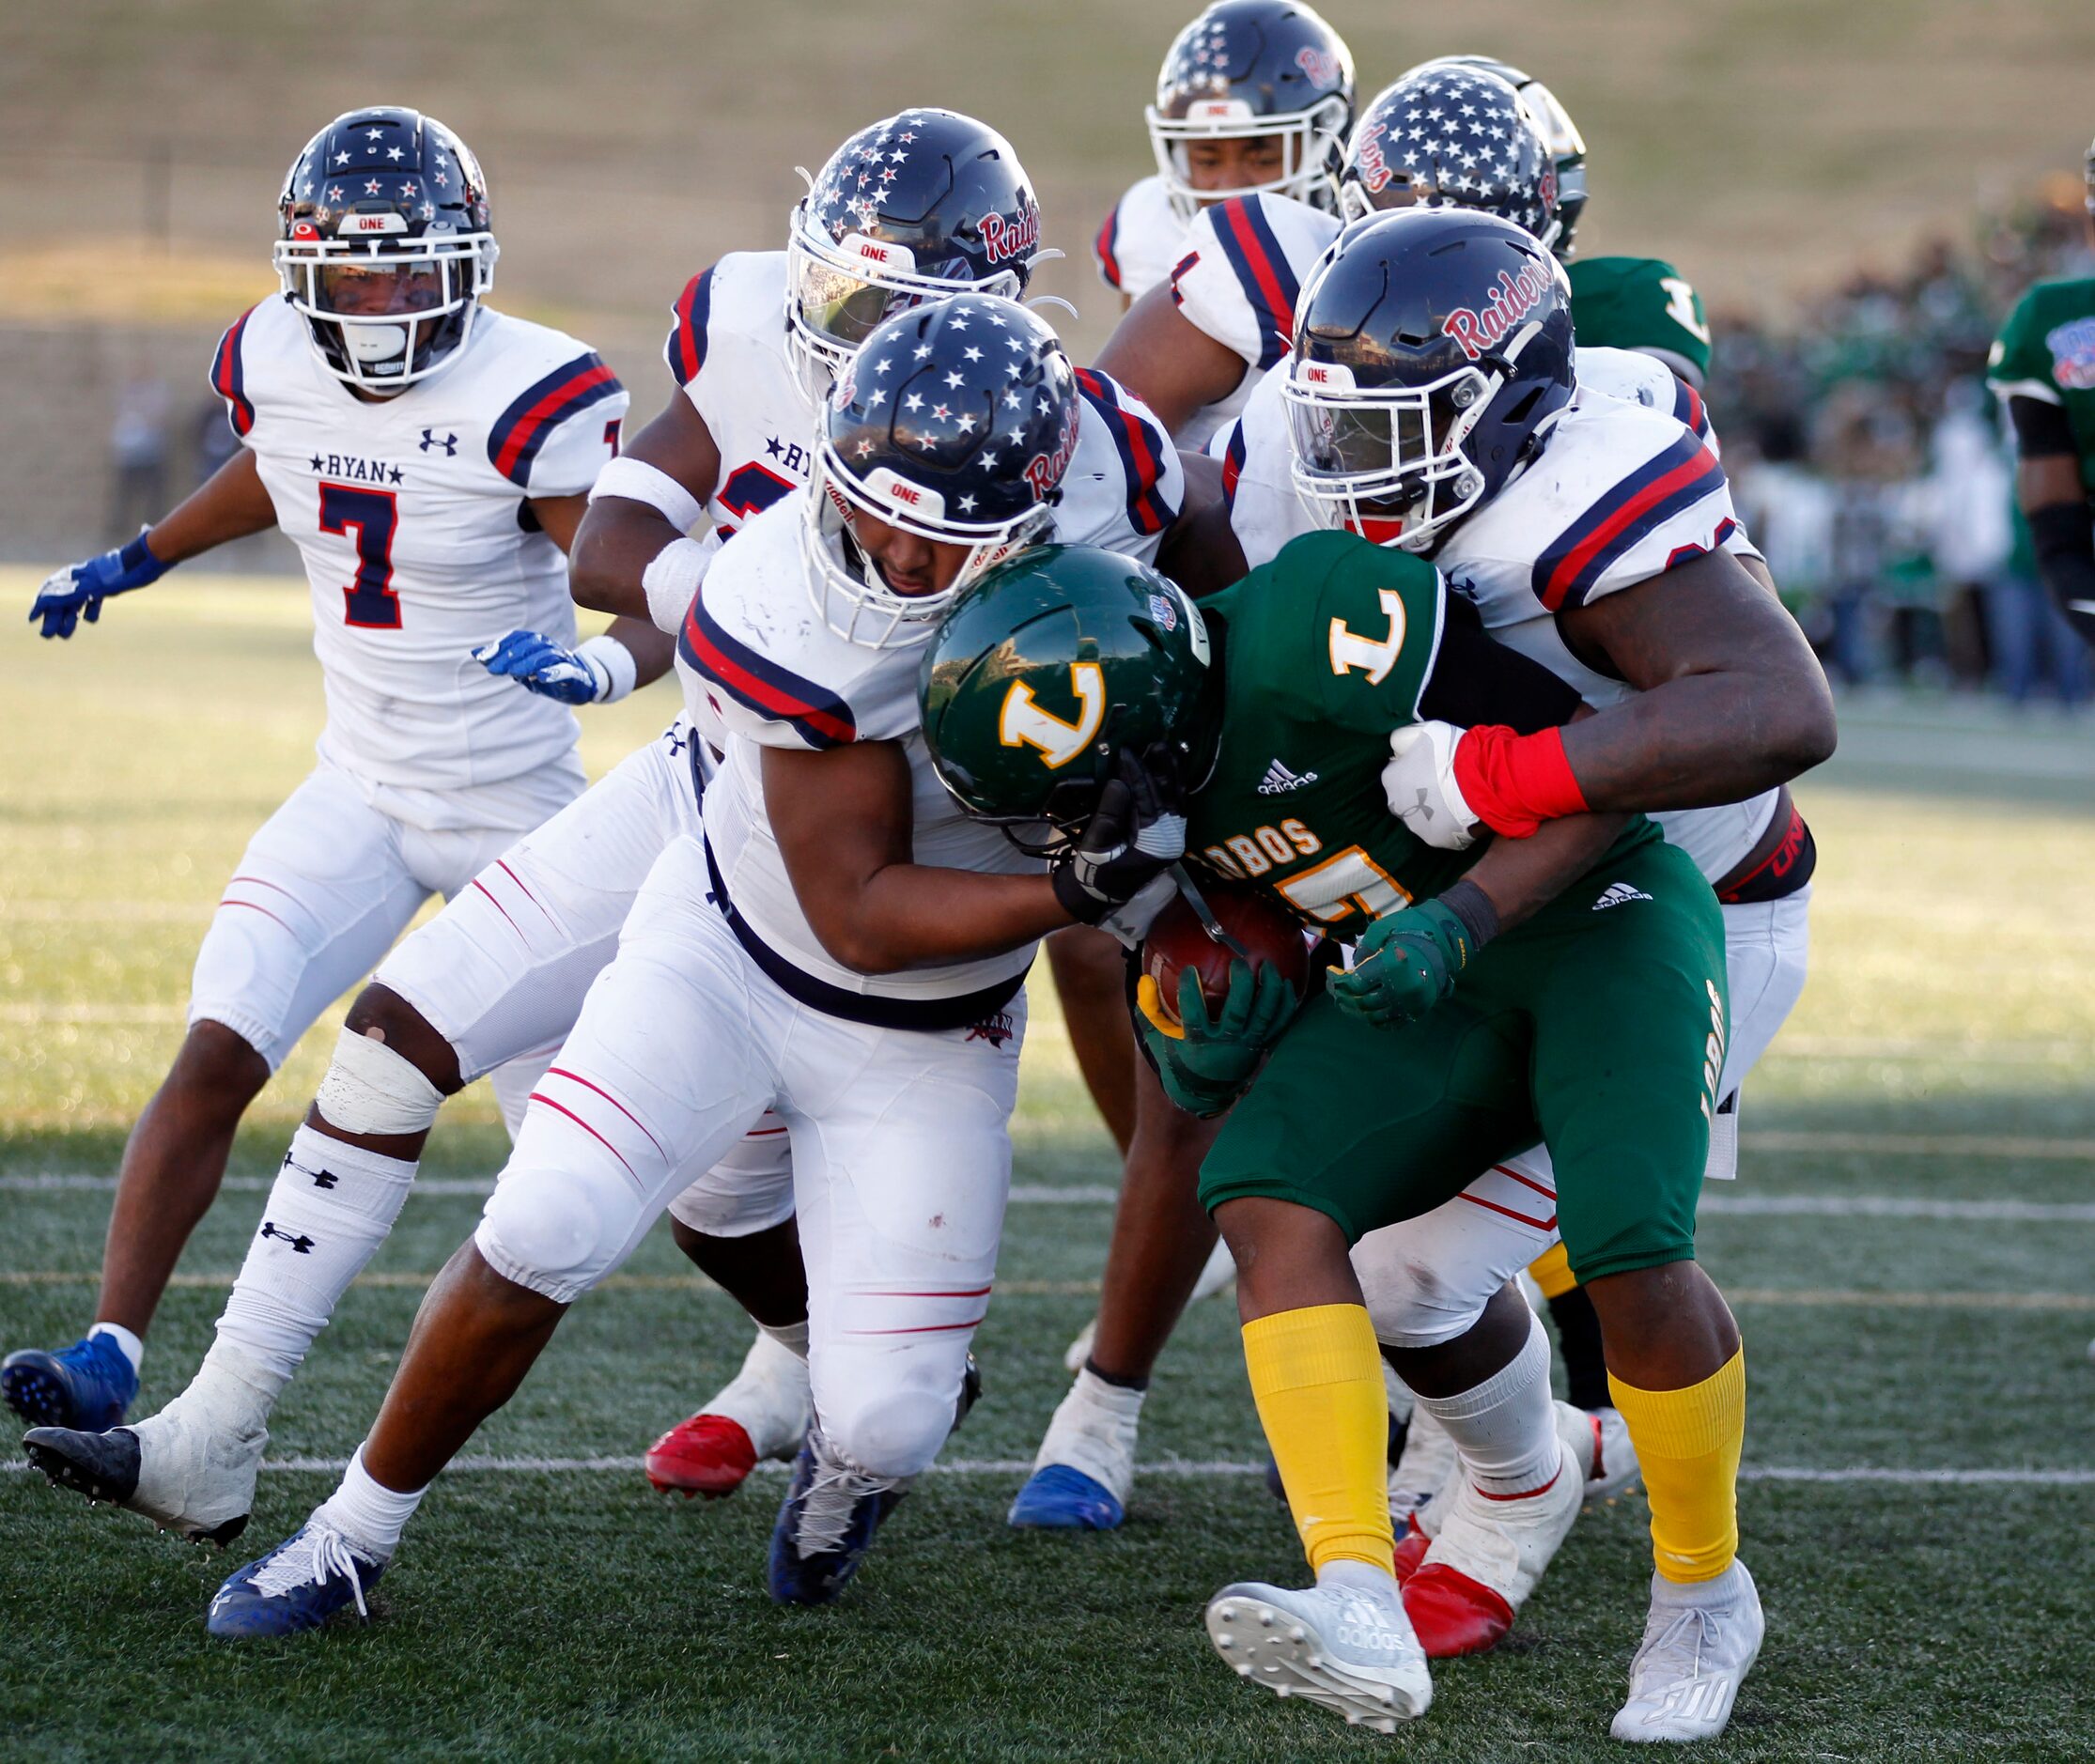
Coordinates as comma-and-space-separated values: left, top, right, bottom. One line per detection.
1592, 882, 1653, 911
259, 1222, 317, 1254
419, 428, 459, 455
1256, 758, 1320, 796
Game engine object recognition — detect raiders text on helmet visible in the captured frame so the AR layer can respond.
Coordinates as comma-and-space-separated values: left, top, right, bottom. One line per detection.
1146, 1, 1356, 222
1284, 208, 1575, 552
804, 294, 1077, 648
919, 543, 1217, 848
275, 107, 497, 391
785, 110, 1045, 409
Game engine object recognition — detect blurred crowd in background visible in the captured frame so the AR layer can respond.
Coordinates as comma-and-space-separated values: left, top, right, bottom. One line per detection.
1715, 173, 2094, 709
94, 178, 2095, 711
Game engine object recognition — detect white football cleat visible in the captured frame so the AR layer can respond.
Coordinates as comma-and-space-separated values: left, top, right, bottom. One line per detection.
1575, 1404, 1641, 1502
1206, 1574, 1432, 1731
1402, 1401, 1587, 1657
1611, 1559, 1764, 1742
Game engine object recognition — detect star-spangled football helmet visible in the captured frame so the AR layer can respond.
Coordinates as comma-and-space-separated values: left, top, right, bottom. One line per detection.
785, 111, 1045, 410
919, 544, 1218, 847
803, 294, 1078, 648
1409, 55, 1589, 256
1283, 209, 1575, 553
1146, 1, 1356, 223
1338, 67, 1559, 247
274, 107, 497, 391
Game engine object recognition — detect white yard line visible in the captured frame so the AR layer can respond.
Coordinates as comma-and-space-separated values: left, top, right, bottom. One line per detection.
5, 1455, 2091, 1486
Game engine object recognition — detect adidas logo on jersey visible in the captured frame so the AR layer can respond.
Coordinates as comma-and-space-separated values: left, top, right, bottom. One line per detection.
1592, 882, 1653, 911
1256, 758, 1319, 796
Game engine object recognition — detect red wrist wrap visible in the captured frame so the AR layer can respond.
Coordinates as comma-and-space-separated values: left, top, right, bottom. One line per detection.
1450, 725, 1590, 838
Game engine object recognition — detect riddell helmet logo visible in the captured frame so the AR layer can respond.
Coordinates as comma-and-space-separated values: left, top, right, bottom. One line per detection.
1442, 262, 1552, 362
980, 205, 1040, 266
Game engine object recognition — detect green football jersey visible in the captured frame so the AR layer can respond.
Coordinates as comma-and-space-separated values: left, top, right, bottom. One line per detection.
1567, 255, 1713, 382
1987, 276, 2095, 492
1186, 531, 1482, 925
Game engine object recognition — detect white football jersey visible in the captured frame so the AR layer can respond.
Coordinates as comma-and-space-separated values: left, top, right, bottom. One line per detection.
211, 296, 628, 809
1094, 176, 1189, 304
664, 251, 822, 537
1222, 369, 1775, 879
677, 380, 1182, 1008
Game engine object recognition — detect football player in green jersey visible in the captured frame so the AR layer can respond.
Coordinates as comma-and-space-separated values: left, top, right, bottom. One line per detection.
1986, 135, 2095, 650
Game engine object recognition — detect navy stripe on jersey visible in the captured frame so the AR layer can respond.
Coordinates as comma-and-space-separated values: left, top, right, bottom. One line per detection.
1075, 369, 1174, 536
1220, 420, 1248, 508
1531, 433, 1728, 611
677, 593, 858, 750
665, 269, 715, 388
487, 353, 623, 487
1167, 250, 1200, 309
1670, 376, 1711, 443
1094, 208, 1124, 291
211, 305, 259, 437
1210, 198, 1301, 370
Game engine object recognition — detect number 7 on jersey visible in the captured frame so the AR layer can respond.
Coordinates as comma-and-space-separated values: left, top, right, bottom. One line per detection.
319, 481, 401, 629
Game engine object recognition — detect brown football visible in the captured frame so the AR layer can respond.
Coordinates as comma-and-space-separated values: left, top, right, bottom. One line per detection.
1140, 881, 1314, 1029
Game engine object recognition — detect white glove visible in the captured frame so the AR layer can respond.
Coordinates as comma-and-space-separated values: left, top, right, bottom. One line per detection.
1382, 721, 1482, 851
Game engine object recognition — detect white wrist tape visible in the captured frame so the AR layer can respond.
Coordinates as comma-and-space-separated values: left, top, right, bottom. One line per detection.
575, 633, 638, 704
315, 1027, 447, 1137
588, 455, 706, 534
641, 534, 715, 635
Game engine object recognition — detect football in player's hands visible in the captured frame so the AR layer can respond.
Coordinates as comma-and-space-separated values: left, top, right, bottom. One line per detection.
1139, 883, 1312, 1031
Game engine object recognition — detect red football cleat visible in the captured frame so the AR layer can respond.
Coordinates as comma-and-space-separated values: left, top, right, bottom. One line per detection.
1404, 1562, 1519, 1658
1391, 1525, 1431, 1583
644, 1413, 760, 1499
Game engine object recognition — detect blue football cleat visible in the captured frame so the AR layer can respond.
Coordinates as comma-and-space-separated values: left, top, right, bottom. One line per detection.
3, 1335, 138, 1432
1006, 1462, 1124, 1530
767, 1422, 910, 1606
206, 1520, 385, 1638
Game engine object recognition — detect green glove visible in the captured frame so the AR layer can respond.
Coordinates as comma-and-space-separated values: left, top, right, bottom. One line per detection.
1137, 958, 1299, 1118
1329, 898, 1475, 1029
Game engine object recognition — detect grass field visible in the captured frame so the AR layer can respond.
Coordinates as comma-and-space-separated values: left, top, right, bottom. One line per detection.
4, 570, 2095, 1761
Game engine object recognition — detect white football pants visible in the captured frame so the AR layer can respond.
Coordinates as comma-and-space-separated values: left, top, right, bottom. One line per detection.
475, 833, 1026, 1479
1353, 889, 1812, 1348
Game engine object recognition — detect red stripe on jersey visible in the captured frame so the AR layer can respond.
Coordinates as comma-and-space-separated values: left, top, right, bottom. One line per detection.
492, 362, 619, 482
1542, 447, 1721, 611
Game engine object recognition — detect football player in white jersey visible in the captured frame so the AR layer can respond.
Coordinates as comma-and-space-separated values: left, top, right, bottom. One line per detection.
1093, 0, 1353, 311
1199, 211, 1833, 1740
17, 110, 1112, 1547
5, 107, 645, 1449
568, 111, 1188, 1505
193, 294, 1199, 1636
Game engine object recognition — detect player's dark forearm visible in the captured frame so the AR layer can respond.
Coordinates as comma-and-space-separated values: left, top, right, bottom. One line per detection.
603, 616, 677, 688
1560, 665, 1835, 812
1460, 811, 1632, 933
815, 868, 1073, 975
567, 500, 683, 621
144, 449, 277, 565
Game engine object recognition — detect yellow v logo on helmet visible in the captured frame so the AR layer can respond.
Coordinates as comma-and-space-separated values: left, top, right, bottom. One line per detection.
999, 662, 1106, 768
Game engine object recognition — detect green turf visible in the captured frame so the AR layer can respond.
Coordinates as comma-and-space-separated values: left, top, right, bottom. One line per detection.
3, 573, 2094, 1760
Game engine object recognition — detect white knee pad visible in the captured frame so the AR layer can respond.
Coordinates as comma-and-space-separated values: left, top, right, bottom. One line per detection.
475, 1164, 634, 1303
314, 1029, 446, 1137
820, 1385, 959, 1481
1352, 1229, 1497, 1352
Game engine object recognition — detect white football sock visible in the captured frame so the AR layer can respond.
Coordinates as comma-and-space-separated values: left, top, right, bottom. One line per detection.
1317, 1556, 1402, 1602
315, 1443, 427, 1561
1410, 1308, 1562, 1498
88, 1322, 144, 1375
757, 1317, 811, 1359
1032, 1366, 1145, 1504
213, 1125, 418, 1387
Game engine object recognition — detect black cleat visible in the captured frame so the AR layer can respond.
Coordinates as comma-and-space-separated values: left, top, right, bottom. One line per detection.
22, 1426, 248, 1548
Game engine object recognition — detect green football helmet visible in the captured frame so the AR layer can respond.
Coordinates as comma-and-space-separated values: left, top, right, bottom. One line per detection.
919, 543, 1218, 848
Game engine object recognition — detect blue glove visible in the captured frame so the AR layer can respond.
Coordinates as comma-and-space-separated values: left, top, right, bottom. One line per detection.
1329, 898, 1476, 1029
472, 628, 613, 704
29, 532, 166, 639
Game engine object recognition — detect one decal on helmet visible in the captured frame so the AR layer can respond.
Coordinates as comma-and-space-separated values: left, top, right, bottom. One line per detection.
274, 107, 498, 392
784, 110, 1046, 410
1284, 209, 1575, 552
1145, 1, 1356, 223
802, 294, 1076, 649
1338, 67, 1560, 250
919, 544, 1218, 850
1408, 54, 1589, 257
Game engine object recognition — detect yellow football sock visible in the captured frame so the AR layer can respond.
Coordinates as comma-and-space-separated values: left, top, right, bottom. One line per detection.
1608, 1347, 1746, 1585
1527, 1241, 1578, 1301
1242, 1303, 1392, 1575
